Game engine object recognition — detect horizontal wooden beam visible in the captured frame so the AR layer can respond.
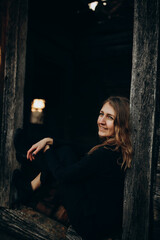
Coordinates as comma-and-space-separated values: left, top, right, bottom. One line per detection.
0, 207, 67, 240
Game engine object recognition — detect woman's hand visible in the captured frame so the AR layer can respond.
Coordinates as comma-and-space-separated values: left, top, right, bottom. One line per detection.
27, 137, 53, 161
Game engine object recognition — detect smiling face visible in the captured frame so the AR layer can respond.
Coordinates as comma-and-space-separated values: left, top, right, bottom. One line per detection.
97, 102, 116, 138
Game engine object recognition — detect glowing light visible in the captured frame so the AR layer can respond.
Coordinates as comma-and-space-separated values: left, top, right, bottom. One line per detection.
30, 99, 46, 124
88, 1, 98, 11
31, 99, 45, 112
101, 0, 107, 5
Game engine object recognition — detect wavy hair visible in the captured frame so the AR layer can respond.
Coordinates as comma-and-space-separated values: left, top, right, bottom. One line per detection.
88, 96, 133, 170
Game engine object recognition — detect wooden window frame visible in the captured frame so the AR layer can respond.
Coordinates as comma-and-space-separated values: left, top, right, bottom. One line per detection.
0, 0, 160, 239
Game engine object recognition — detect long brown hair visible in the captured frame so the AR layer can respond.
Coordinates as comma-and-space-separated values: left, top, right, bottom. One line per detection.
89, 96, 133, 170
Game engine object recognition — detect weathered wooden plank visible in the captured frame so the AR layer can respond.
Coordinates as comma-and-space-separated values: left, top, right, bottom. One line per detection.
122, 0, 160, 240
0, 0, 28, 207
0, 207, 67, 240
0, 0, 6, 133
0, 206, 120, 240
153, 155, 160, 240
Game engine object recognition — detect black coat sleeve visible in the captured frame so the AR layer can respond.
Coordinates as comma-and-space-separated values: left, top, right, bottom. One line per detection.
50, 136, 95, 157
44, 146, 117, 183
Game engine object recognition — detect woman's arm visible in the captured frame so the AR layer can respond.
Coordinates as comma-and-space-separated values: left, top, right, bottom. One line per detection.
45, 147, 116, 183
27, 137, 53, 161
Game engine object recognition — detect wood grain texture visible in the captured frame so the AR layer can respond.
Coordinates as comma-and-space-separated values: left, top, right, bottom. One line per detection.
122, 0, 160, 240
0, 0, 28, 207
153, 156, 160, 240
0, 207, 67, 240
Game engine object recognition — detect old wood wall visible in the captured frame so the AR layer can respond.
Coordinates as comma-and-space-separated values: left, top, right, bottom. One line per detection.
122, 0, 160, 240
0, 0, 28, 207
0, 0, 160, 239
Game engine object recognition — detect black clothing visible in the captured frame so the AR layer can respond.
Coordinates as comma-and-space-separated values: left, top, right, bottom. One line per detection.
43, 143, 125, 240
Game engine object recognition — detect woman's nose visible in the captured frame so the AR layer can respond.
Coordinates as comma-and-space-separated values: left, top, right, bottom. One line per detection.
99, 116, 106, 124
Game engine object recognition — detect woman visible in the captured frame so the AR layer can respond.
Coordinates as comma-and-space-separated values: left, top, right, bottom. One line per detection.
13, 96, 132, 240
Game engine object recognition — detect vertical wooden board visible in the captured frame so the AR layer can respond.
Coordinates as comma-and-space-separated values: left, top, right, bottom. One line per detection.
0, 0, 28, 207
122, 0, 160, 240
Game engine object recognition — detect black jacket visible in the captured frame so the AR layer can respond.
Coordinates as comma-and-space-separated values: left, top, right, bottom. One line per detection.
44, 143, 125, 240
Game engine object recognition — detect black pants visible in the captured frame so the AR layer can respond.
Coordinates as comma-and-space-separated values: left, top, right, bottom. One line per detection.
40, 145, 78, 184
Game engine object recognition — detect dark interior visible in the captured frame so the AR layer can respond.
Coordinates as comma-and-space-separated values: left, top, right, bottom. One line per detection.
24, 0, 133, 145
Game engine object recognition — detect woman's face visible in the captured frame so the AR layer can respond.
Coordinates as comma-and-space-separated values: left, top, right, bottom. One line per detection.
97, 102, 116, 138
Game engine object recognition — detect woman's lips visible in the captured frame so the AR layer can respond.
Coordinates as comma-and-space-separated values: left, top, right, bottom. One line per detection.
99, 126, 107, 131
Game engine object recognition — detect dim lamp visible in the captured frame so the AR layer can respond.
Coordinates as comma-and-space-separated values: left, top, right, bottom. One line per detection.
30, 99, 45, 124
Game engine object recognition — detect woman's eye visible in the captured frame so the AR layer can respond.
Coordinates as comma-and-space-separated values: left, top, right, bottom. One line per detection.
107, 115, 114, 120
99, 112, 103, 116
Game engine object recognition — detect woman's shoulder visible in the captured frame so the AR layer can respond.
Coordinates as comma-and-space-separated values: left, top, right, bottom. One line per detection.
91, 144, 121, 159
100, 144, 121, 152
88, 146, 122, 172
